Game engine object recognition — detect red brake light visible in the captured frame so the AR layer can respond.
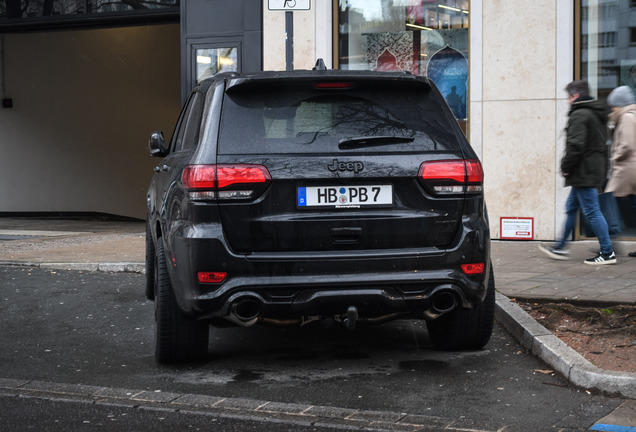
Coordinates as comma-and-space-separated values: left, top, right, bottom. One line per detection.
216, 165, 270, 189
313, 82, 354, 89
182, 165, 271, 190
182, 164, 271, 201
419, 160, 466, 183
182, 165, 216, 189
465, 160, 484, 183
418, 159, 483, 194
461, 263, 485, 275
197, 271, 227, 284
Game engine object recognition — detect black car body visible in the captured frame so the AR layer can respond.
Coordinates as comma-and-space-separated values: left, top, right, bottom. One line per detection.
146, 62, 493, 363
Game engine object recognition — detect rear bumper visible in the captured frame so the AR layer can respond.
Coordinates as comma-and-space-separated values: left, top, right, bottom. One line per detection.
165, 216, 490, 322
197, 275, 481, 323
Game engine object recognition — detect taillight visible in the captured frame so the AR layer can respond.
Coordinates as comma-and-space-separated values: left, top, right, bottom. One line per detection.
216, 165, 270, 188
182, 165, 216, 189
465, 160, 484, 193
182, 164, 271, 200
418, 159, 483, 195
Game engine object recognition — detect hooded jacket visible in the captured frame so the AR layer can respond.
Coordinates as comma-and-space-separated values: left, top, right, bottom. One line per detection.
561, 98, 609, 188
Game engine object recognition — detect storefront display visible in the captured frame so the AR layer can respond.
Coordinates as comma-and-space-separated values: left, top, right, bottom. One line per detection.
338, 0, 469, 124
579, 0, 636, 233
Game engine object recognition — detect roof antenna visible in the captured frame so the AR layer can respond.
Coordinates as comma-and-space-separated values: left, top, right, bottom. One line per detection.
313, 59, 327, 71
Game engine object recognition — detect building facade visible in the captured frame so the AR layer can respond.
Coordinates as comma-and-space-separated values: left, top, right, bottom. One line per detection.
0, 1, 632, 241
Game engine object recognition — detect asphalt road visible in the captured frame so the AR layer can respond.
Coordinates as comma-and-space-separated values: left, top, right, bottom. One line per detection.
0, 265, 624, 431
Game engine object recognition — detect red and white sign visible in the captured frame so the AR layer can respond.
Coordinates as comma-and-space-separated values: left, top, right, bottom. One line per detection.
500, 217, 534, 240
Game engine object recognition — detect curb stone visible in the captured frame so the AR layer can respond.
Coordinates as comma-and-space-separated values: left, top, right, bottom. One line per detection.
0, 378, 502, 432
495, 292, 636, 399
0, 261, 145, 274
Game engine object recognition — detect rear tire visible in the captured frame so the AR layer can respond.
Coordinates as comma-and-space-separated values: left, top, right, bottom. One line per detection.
155, 240, 209, 363
427, 266, 495, 350
145, 219, 155, 301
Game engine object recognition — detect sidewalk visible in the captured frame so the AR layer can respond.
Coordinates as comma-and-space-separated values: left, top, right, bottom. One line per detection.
0, 217, 635, 403
0, 217, 145, 270
493, 240, 636, 304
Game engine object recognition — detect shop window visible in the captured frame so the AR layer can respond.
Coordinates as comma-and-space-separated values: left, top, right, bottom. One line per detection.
579, 0, 636, 234
337, 0, 469, 129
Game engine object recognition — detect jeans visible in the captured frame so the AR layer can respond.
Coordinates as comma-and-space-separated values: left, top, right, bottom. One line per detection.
556, 187, 613, 255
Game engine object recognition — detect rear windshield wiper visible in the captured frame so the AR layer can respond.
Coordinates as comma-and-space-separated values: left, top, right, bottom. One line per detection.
338, 135, 414, 150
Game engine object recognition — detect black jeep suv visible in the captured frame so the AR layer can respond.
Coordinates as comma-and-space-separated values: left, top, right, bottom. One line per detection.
146, 61, 493, 363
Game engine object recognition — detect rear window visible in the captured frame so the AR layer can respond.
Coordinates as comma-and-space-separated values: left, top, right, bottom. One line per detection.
218, 81, 461, 155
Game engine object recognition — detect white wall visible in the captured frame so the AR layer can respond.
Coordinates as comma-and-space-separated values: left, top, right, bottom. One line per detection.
470, 0, 573, 240
263, 0, 332, 70
0, 24, 181, 219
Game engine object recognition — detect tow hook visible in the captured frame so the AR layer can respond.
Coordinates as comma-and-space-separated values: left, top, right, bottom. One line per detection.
342, 306, 358, 330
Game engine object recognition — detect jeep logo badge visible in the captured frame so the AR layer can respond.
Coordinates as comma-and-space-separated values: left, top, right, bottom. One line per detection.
327, 159, 364, 174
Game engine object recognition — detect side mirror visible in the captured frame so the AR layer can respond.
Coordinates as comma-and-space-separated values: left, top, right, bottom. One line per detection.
148, 131, 169, 157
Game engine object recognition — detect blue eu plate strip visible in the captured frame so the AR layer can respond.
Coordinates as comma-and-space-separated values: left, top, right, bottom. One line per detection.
298, 187, 307, 207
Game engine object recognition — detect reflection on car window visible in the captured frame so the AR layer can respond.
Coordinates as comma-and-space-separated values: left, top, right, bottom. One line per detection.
219, 86, 459, 155
265, 97, 413, 144
180, 92, 205, 151
172, 92, 204, 152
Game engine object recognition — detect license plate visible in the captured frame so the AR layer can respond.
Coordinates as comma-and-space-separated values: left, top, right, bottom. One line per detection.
297, 185, 393, 208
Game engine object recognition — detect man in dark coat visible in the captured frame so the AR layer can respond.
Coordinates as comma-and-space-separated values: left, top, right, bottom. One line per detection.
540, 80, 616, 265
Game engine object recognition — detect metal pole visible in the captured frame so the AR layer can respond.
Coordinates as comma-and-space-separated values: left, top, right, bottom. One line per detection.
285, 11, 294, 71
